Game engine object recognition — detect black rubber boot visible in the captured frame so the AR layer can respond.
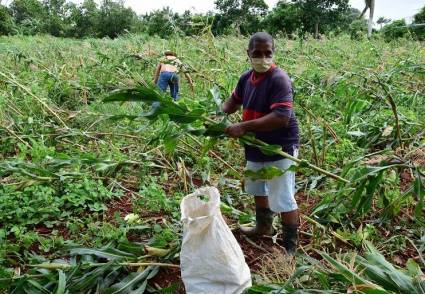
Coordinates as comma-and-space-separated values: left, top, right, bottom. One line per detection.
240, 204, 274, 237
282, 224, 299, 256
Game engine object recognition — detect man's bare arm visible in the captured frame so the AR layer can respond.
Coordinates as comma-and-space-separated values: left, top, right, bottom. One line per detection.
184, 72, 194, 92
153, 64, 161, 84
222, 98, 241, 115
242, 112, 289, 131
225, 112, 289, 138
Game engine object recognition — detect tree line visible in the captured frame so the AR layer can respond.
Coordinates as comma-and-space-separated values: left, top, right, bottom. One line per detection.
0, 0, 424, 40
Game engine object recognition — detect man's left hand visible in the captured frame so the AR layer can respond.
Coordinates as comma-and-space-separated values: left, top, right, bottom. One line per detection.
225, 123, 246, 138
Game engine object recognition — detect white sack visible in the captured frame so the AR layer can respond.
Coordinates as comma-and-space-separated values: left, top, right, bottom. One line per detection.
180, 186, 252, 294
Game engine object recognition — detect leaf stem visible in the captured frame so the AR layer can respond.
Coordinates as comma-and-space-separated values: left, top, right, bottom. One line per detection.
27, 262, 180, 270
245, 137, 350, 184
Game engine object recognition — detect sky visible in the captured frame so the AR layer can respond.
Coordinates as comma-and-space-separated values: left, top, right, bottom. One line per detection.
120, 0, 424, 22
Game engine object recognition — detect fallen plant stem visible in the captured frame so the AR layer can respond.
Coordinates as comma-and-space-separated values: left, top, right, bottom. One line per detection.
27, 262, 180, 270
2, 125, 31, 148
0, 274, 45, 282
242, 236, 269, 254
111, 180, 144, 198
91, 262, 180, 268
302, 215, 353, 246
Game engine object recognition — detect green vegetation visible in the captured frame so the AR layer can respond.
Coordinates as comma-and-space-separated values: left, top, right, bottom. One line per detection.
0, 32, 424, 292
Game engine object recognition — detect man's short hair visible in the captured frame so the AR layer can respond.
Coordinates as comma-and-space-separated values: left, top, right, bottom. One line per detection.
248, 32, 275, 50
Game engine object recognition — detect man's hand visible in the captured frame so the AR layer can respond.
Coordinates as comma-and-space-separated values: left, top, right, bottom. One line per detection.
225, 123, 246, 138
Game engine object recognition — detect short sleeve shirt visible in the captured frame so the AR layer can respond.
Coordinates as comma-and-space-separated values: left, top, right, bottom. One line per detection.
231, 65, 300, 162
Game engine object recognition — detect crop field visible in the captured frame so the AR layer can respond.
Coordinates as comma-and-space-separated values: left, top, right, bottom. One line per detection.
0, 33, 424, 293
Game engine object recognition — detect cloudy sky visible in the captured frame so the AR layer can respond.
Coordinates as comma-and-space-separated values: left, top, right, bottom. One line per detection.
121, 0, 423, 22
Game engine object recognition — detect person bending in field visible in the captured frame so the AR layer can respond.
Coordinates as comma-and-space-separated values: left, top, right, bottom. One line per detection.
222, 32, 300, 255
153, 50, 193, 101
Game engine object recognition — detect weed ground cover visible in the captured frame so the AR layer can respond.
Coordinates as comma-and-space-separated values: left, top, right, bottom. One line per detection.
0, 33, 424, 292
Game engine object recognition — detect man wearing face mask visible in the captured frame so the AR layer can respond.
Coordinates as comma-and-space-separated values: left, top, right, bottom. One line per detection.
222, 32, 300, 256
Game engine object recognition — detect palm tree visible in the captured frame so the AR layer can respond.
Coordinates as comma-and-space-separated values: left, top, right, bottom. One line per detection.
377, 17, 391, 30
359, 0, 375, 38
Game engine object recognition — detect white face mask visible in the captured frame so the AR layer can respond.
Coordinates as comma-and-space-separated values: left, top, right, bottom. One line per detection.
250, 57, 273, 73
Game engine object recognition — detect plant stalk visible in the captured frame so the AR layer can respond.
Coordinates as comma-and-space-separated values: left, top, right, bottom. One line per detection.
248, 137, 349, 184
27, 262, 180, 270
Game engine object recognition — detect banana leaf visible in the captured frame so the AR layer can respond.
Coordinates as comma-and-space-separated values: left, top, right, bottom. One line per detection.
102, 266, 158, 294
105, 86, 205, 124
70, 247, 135, 261
356, 241, 421, 294
245, 166, 285, 181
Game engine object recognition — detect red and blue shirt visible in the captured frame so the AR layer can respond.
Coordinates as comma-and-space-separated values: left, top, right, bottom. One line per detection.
232, 64, 300, 162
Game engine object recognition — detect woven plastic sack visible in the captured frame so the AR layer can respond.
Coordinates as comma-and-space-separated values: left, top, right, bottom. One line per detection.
180, 187, 252, 294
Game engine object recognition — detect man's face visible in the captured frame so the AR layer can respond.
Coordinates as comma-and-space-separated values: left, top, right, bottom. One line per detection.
247, 41, 274, 59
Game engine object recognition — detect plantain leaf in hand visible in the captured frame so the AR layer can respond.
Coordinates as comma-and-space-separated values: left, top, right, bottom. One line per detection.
245, 166, 285, 181
240, 133, 282, 156
105, 85, 205, 124
204, 119, 229, 138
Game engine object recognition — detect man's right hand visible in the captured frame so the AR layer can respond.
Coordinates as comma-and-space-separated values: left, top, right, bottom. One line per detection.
225, 123, 246, 138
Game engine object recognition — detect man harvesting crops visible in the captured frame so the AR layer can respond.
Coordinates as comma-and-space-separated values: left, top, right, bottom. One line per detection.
222, 32, 300, 255
153, 50, 193, 100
